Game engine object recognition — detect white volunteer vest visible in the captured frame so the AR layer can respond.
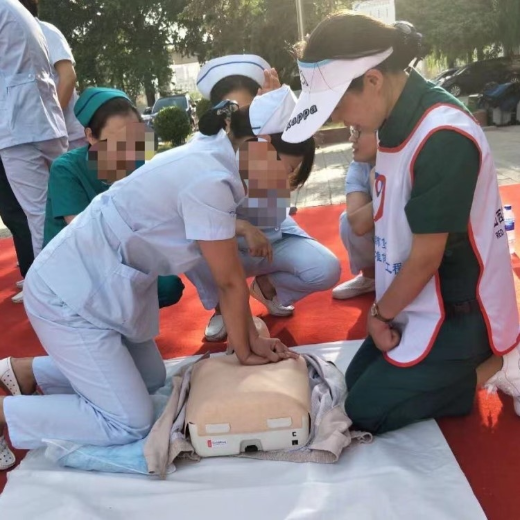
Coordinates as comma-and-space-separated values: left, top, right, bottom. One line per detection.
373, 103, 519, 367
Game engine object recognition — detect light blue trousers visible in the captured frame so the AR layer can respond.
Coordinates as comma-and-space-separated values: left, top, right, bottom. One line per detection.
186, 234, 341, 310
339, 211, 375, 275
4, 271, 166, 450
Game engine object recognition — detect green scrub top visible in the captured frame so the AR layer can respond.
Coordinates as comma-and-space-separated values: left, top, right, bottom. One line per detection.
43, 145, 109, 248
378, 69, 481, 303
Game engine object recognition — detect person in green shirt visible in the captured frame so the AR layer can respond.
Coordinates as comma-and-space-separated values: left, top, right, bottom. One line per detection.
282, 11, 520, 433
43, 87, 184, 308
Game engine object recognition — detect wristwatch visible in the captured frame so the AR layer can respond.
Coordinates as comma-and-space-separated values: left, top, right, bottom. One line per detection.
370, 302, 393, 324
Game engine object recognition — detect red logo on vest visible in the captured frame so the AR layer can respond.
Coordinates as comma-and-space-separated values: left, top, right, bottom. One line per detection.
373, 172, 386, 222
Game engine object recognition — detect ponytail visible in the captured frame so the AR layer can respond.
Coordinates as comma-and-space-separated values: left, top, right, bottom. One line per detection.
199, 100, 258, 138
198, 100, 239, 136
386, 21, 425, 70
199, 100, 316, 189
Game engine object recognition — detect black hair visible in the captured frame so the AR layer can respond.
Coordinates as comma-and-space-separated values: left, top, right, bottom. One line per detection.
210, 75, 261, 105
270, 133, 315, 189
302, 11, 425, 91
199, 104, 315, 189
19, 0, 39, 17
88, 98, 141, 139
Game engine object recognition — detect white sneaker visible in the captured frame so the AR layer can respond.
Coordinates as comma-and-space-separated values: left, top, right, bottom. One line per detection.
0, 436, 15, 470
11, 289, 23, 304
15, 280, 24, 289
485, 346, 520, 416
250, 279, 294, 317
0, 357, 22, 396
332, 275, 375, 300
204, 314, 227, 342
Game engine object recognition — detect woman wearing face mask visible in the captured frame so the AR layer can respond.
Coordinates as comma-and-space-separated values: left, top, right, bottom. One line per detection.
188, 55, 340, 342
332, 127, 377, 300
283, 11, 520, 434
0, 85, 308, 468
43, 87, 185, 308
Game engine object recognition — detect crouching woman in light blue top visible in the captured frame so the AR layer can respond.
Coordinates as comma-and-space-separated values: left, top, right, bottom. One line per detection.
0, 86, 311, 458
332, 128, 377, 300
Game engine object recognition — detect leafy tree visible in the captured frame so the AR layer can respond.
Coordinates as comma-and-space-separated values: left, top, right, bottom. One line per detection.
396, 0, 497, 66
492, 0, 520, 55
39, 0, 186, 103
174, 0, 352, 84
154, 106, 192, 146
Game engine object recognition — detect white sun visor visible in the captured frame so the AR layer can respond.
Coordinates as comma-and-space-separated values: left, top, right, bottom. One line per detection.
282, 48, 394, 143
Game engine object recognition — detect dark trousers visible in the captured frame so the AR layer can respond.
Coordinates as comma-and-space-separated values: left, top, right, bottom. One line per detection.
345, 311, 493, 434
0, 159, 34, 278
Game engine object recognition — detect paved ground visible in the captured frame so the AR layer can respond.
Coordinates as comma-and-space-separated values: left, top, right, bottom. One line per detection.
1, 126, 520, 239
292, 125, 520, 208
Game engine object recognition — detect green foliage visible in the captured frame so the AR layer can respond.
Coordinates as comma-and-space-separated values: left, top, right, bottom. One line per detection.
173, 0, 353, 84
195, 98, 213, 121
493, 0, 520, 55
396, 0, 520, 65
39, 0, 186, 101
36, 0, 520, 106
153, 106, 192, 146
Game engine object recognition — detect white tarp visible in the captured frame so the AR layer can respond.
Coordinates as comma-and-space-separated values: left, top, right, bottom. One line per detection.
0, 341, 486, 520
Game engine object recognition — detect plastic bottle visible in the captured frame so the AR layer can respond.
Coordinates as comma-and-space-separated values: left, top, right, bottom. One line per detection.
504, 204, 516, 255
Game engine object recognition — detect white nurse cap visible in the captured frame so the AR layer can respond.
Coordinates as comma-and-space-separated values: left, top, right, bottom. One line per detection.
197, 54, 271, 100
249, 85, 297, 135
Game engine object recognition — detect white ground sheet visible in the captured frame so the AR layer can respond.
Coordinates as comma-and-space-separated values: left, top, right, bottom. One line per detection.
0, 341, 486, 520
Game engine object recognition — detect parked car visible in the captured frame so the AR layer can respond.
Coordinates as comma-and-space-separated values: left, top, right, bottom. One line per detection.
440, 56, 520, 97
432, 67, 460, 85
142, 94, 196, 128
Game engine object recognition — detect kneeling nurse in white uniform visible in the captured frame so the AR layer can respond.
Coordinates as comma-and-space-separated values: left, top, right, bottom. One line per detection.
0, 86, 302, 467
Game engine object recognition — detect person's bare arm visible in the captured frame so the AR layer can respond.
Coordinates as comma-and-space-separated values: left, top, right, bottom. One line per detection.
54, 60, 77, 109
235, 219, 272, 261
347, 191, 373, 236
235, 219, 249, 237
198, 238, 295, 364
63, 215, 76, 225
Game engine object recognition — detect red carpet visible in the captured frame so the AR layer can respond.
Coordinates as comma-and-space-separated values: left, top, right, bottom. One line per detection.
1, 186, 520, 519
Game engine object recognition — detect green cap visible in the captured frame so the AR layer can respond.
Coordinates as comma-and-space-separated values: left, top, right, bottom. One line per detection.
74, 87, 131, 128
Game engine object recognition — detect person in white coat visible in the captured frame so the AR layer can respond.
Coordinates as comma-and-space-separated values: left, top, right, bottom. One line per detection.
0, 0, 67, 263
189, 54, 341, 341
19, 0, 86, 150
0, 85, 310, 469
